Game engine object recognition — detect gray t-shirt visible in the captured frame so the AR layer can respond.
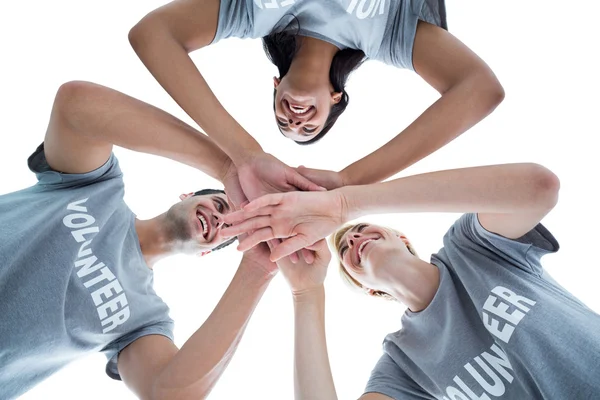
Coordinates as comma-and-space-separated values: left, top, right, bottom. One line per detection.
0, 144, 174, 399
213, 0, 447, 70
366, 213, 600, 399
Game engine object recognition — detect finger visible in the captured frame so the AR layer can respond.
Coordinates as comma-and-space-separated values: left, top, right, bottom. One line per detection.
305, 239, 328, 252
270, 235, 311, 262
237, 227, 276, 251
223, 205, 275, 225
289, 170, 326, 192
266, 238, 280, 251
301, 248, 315, 264
243, 194, 283, 212
290, 251, 299, 264
221, 216, 272, 237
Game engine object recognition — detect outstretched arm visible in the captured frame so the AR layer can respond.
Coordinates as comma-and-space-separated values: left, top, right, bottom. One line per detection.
337, 21, 504, 186
223, 163, 560, 260
118, 245, 277, 400
129, 0, 262, 163
45, 81, 233, 181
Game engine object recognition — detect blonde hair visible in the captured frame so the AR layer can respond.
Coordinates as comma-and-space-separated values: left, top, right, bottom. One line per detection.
330, 223, 418, 301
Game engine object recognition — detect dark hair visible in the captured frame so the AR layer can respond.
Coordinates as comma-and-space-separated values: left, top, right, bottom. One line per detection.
262, 21, 366, 145
193, 189, 236, 252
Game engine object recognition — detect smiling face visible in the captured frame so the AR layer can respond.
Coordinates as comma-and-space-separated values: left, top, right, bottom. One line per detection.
164, 192, 233, 255
273, 76, 342, 142
334, 223, 418, 298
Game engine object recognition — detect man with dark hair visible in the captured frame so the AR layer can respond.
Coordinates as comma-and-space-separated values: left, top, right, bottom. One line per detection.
0, 81, 277, 399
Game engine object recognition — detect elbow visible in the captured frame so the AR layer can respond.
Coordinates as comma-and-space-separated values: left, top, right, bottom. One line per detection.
475, 70, 505, 114
129, 14, 155, 53
527, 163, 561, 212
54, 80, 97, 124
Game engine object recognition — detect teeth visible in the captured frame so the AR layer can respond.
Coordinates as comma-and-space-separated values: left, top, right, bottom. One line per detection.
290, 105, 310, 114
197, 213, 208, 236
358, 239, 374, 262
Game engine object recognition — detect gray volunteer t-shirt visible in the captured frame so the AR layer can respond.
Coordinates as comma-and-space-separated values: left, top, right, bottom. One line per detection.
0, 144, 174, 399
213, 0, 447, 70
366, 213, 600, 399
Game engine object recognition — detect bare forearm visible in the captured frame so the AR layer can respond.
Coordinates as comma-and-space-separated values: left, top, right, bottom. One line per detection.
293, 287, 337, 400
153, 259, 273, 399
339, 163, 558, 220
63, 81, 232, 181
341, 72, 504, 186
129, 15, 262, 163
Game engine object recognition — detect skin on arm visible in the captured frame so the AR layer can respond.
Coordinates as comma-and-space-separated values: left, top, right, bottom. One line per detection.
44, 81, 233, 180
339, 21, 505, 186
128, 0, 261, 164
118, 247, 277, 400
223, 163, 560, 260
129, 1, 325, 202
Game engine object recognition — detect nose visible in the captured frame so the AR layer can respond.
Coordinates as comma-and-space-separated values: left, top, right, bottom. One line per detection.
287, 116, 306, 129
346, 232, 362, 247
213, 213, 225, 230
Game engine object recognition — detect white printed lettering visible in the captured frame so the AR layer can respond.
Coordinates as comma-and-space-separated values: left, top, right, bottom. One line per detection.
453, 376, 491, 400
63, 213, 96, 229
83, 266, 115, 289
101, 306, 130, 333
465, 357, 506, 396
483, 294, 526, 325
481, 345, 514, 383
482, 311, 515, 343
71, 226, 100, 243
445, 386, 470, 400
491, 286, 536, 312
91, 279, 123, 306
78, 240, 93, 258
97, 293, 128, 320
67, 198, 89, 212
75, 256, 105, 278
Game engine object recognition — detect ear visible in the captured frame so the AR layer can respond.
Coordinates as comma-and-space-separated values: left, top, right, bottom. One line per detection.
273, 77, 281, 88
331, 91, 343, 104
179, 192, 194, 201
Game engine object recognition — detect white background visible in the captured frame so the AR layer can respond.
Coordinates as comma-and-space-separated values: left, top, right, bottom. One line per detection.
1, 0, 599, 399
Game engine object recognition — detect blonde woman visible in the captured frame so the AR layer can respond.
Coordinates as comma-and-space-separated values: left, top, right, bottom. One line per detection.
224, 163, 600, 399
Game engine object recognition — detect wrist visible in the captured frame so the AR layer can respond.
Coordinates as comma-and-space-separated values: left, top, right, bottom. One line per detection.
292, 285, 325, 304
239, 254, 277, 282
230, 144, 264, 167
338, 168, 351, 187
218, 157, 236, 183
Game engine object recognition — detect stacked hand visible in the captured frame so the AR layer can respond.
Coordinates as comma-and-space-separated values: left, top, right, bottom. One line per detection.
222, 190, 348, 262
271, 239, 331, 295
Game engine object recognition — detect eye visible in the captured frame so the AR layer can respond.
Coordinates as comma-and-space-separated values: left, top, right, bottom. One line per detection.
340, 245, 348, 258
276, 119, 288, 128
303, 126, 317, 134
357, 223, 368, 232
213, 200, 223, 213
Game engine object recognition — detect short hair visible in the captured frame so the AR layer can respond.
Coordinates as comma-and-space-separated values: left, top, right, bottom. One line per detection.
193, 189, 237, 253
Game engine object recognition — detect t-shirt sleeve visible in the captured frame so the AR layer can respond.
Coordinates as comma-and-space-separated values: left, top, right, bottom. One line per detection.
211, 0, 254, 43
449, 213, 559, 276
365, 353, 434, 400
28, 143, 123, 189
102, 320, 175, 381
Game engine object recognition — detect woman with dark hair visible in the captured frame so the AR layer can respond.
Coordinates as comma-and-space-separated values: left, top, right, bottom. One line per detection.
221, 163, 600, 399
130, 0, 504, 205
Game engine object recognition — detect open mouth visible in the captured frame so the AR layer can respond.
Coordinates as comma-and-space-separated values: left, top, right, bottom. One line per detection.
196, 209, 210, 239
284, 100, 314, 117
357, 238, 377, 264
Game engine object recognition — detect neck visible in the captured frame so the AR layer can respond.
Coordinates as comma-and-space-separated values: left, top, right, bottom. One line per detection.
287, 36, 338, 84
385, 257, 440, 312
135, 214, 178, 269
